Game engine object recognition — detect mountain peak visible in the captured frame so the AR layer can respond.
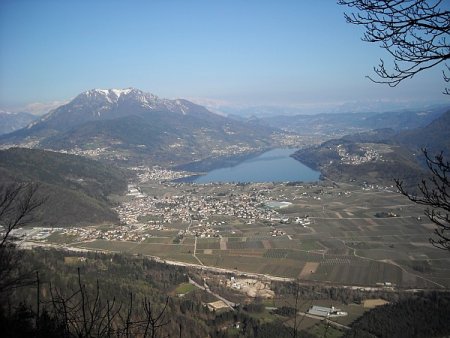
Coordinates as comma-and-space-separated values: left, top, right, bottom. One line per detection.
89, 88, 137, 96
83, 87, 136, 100
110, 88, 133, 98
78, 88, 166, 106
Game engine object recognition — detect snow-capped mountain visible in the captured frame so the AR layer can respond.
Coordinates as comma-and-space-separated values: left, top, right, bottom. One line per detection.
72, 88, 202, 115
28, 88, 213, 132
1, 88, 277, 165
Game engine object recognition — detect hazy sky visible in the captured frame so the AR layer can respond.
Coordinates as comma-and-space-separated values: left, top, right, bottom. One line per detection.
0, 0, 447, 113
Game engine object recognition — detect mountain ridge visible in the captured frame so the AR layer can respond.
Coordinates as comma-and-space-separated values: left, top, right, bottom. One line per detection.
259, 106, 448, 139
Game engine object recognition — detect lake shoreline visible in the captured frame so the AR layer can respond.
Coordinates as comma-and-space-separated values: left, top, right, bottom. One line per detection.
174, 148, 321, 183
172, 149, 270, 173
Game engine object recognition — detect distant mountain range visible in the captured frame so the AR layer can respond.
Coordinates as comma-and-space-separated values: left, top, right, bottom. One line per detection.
258, 106, 448, 138
0, 148, 127, 226
0, 88, 277, 166
220, 102, 449, 118
0, 111, 37, 135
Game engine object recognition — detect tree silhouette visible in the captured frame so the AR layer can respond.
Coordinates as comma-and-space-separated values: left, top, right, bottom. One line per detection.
46, 268, 171, 337
395, 149, 450, 250
338, 0, 450, 94
48, 269, 123, 337
0, 182, 46, 294
0, 182, 45, 247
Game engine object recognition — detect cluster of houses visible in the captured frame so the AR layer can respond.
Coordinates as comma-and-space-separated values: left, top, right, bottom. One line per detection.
336, 144, 383, 165
209, 144, 257, 157
61, 225, 154, 242
130, 166, 192, 183
115, 186, 282, 227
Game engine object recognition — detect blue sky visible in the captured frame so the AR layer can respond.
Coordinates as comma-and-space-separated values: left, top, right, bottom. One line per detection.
0, 0, 447, 114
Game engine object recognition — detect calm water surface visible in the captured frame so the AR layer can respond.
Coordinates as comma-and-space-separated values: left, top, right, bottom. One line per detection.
184, 148, 320, 183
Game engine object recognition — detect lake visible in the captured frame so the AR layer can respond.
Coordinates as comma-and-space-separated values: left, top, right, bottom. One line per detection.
181, 148, 320, 183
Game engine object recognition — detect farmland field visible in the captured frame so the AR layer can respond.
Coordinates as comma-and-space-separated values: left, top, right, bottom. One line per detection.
56, 181, 450, 289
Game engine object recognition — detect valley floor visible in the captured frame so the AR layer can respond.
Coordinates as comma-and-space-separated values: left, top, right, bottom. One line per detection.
20, 178, 450, 290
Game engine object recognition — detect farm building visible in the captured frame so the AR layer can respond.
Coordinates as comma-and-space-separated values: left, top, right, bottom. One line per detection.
207, 300, 230, 312
307, 305, 347, 318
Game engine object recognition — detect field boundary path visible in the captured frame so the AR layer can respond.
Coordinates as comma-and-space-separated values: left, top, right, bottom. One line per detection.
193, 236, 204, 265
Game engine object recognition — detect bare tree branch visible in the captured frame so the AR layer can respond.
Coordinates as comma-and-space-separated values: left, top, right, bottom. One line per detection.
44, 271, 171, 337
0, 182, 46, 294
395, 149, 450, 250
338, 0, 450, 94
0, 182, 46, 247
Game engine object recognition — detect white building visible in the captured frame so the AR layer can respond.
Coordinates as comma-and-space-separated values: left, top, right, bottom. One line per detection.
307, 305, 347, 317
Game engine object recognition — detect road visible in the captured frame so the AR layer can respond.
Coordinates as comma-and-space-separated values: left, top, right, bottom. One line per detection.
188, 277, 236, 310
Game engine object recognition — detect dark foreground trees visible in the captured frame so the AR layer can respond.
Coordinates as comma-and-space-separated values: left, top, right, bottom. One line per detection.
0, 269, 171, 338
344, 291, 450, 338
46, 268, 170, 337
395, 150, 450, 250
338, 0, 450, 94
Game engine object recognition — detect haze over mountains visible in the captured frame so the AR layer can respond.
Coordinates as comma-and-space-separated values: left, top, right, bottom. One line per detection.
257, 105, 448, 138
0, 111, 37, 135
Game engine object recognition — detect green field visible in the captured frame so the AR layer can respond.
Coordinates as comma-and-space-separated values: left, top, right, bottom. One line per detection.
174, 282, 197, 295
74, 240, 198, 264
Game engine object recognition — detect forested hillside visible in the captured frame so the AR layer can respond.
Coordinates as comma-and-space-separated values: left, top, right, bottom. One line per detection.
0, 148, 128, 226
344, 292, 450, 338
0, 249, 318, 338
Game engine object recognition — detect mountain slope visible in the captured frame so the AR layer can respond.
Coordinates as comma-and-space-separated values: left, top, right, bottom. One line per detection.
292, 139, 423, 185
394, 109, 450, 154
0, 148, 128, 226
1, 88, 278, 165
0, 111, 37, 135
